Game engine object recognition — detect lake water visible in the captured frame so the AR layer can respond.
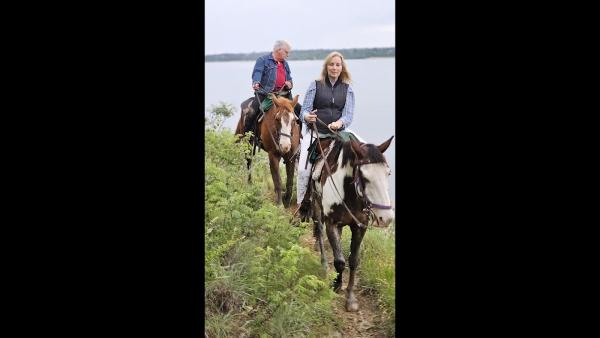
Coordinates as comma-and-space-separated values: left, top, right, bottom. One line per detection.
205, 58, 396, 202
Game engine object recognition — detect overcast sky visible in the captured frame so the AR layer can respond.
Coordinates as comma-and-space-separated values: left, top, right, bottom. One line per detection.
205, 0, 395, 55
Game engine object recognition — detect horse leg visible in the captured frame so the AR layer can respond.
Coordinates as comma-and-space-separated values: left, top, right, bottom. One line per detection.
312, 200, 327, 271
246, 156, 253, 183
282, 159, 294, 207
326, 222, 345, 292
268, 152, 282, 205
314, 220, 328, 273
345, 224, 367, 312
310, 189, 321, 252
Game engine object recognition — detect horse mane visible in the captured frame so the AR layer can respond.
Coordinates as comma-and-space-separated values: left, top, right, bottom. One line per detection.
355, 142, 387, 164
328, 138, 387, 169
270, 94, 297, 113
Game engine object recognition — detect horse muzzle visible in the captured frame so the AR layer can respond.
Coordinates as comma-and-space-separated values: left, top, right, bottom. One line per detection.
279, 132, 292, 153
372, 208, 394, 228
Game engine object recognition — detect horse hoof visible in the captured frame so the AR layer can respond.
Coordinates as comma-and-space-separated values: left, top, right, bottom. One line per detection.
332, 282, 342, 293
346, 300, 359, 312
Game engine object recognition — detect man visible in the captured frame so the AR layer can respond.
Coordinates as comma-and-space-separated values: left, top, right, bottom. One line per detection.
243, 40, 300, 137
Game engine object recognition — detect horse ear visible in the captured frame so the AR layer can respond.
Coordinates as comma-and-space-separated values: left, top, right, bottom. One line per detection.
377, 136, 394, 154
351, 140, 366, 158
292, 94, 299, 107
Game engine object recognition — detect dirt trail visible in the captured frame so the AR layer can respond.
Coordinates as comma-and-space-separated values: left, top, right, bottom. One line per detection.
298, 231, 388, 338
280, 199, 390, 337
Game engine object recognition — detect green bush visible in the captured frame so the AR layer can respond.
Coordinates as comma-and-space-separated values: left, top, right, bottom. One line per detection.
205, 102, 235, 130
205, 111, 396, 337
205, 126, 338, 338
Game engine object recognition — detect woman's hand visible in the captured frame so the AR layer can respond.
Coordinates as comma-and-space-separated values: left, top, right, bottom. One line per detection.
328, 120, 343, 130
304, 110, 317, 123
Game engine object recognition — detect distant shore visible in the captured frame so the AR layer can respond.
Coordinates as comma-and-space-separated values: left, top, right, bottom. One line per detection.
205, 47, 394, 62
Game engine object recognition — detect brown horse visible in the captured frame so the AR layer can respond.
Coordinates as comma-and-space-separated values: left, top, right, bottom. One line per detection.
308, 135, 394, 311
235, 94, 301, 207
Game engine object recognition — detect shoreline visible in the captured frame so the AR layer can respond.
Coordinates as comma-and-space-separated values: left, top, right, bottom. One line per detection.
205, 56, 395, 63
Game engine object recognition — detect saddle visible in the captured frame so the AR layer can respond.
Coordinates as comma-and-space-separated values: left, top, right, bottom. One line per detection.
307, 131, 363, 185
250, 89, 302, 143
298, 137, 334, 221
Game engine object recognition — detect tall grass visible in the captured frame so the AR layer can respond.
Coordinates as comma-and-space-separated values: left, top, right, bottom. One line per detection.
205, 103, 395, 337
205, 126, 339, 337
341, 226, 396, 336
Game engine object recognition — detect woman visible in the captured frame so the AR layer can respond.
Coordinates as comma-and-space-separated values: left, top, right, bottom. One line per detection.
296, 51, 364, 214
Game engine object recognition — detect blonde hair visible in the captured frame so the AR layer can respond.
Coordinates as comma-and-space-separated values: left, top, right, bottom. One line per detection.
319, 51, 352, 84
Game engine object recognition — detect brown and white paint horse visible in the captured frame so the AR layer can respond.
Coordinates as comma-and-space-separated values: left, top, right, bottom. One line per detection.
309, 136, 394, 311
235, 94, 301, 207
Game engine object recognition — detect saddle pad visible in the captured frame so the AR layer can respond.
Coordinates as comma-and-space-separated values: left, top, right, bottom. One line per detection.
312, 139, 336, 181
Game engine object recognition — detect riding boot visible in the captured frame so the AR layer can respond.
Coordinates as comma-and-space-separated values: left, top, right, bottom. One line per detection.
294, 103, 302, 135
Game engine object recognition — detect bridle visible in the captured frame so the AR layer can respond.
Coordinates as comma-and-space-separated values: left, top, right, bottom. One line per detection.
309, 119, 392, 228
266, 109, 295, 155
352, 159, 392, 210
351, 158, 393, 226
275, 111, 294, 141
255, 91, 296, 155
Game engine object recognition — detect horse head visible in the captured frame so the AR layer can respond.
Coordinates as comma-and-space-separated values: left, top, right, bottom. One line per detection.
270, 94, 299, 154
350, 136, 395, 227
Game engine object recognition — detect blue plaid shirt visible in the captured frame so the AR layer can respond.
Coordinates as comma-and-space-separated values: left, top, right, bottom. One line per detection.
300, 80, 355, 129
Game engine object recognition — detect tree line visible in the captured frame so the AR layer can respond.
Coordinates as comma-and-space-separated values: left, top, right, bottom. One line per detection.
205, 47, 395, 62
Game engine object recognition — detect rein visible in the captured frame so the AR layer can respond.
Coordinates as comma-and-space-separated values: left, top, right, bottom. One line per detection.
310, 117, 392, 227
309, 121, 367, 229
254, 91, 294, 155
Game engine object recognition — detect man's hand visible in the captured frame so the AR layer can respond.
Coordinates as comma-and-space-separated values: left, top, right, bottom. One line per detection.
252, 83, 260, 91
284, 81, 292, 89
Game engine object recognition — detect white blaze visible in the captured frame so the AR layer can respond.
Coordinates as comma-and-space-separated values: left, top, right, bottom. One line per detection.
360, 163, 394, 226
278, 112, 293, 153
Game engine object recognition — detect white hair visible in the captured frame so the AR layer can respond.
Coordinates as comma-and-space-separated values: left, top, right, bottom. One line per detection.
273, 40, 291, 51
